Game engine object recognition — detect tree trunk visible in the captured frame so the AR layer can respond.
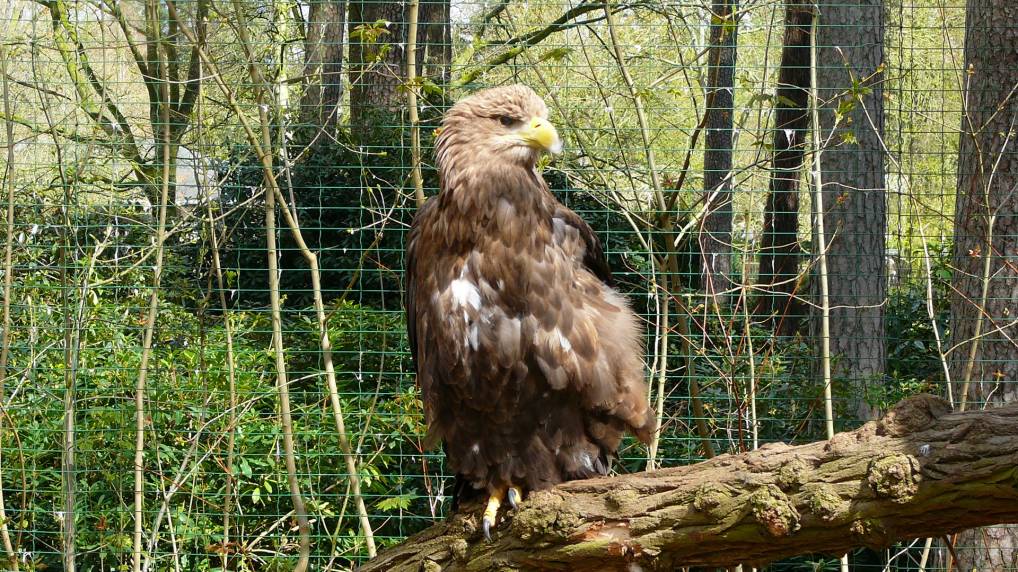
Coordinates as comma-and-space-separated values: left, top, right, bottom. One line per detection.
417, 0, 451, 83
348, 0, 405, 136
299, 0, 346, 130
700, 0, 738, 299
755, 0, 812, 335
357, 395, 1018, 571
948, 0, 1018, 568
815, 0, 886, 421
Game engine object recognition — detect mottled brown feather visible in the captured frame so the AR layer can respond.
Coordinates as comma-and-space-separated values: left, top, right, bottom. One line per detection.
404, 85, 656, 498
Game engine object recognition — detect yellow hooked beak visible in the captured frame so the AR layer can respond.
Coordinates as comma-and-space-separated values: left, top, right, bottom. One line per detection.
518, 117, 562, 154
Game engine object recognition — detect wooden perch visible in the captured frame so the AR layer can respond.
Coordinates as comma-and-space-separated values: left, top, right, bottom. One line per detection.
358, 395, 1018, 571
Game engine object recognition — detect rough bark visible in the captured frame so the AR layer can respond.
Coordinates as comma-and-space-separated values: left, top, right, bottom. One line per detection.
755, 0, 812, 335
299, 0, 346, 130
348, 0, 405, 134
948, 0, 1018, 568
358, 395, 1018, 571
417, 0, 451, 83
700, 0, 738, 298
814, 0, 887, 421
347, 0, 448, 136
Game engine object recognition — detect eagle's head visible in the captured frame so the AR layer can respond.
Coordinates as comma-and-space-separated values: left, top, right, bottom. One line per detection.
436, 84, 562, 175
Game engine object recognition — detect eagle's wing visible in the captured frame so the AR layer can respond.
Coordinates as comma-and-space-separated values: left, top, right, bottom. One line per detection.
539, 200, 656, 449
405, 197, 438, 378
552, 204, 613, 287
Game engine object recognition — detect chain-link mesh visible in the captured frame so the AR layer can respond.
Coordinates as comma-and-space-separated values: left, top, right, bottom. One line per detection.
0, 0, 1012, 569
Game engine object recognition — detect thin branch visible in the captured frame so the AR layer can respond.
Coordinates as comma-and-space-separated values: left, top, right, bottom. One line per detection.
408, 0, 425, 207
0, 43, 21, 572
171, 0, 207, 131
224, 0, 312, 568
452, 1, 631, 89
809, 0, 835, 441
167, 2, 380, 557
45, 0, 144, 167
0, 109, 112, 146
957, 118, 1016, 412
604, 0, 714, 459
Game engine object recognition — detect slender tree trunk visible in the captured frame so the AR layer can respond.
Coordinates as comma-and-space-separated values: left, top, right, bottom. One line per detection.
132, 80, 174, 572
700, 0, 738, 299
949, 0, 1018, 568
814, 0, 886, 421
418, 0, 451, 83
300, 0, 346, 130
0, 45, 19, 572
348, 0, 405, 135
755, 0, 812, 335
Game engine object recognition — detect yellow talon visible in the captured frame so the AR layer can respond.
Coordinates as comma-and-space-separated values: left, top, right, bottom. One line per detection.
481, 486, 506, 541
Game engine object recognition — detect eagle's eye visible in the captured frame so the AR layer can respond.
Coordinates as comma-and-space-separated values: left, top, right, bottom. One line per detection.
498, 115, 517, 127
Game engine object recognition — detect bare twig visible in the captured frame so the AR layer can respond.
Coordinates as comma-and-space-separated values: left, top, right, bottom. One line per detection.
957, 118, 1016, 412
262, 140, 311, 572
206, 162, 240, 572
453, 2, 632, 88
602, 0, 695, 463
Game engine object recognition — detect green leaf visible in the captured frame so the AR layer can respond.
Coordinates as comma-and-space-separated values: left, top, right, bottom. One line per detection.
538, 47, 572, 63
835, 98, 856, 121
376, 492, 415, 512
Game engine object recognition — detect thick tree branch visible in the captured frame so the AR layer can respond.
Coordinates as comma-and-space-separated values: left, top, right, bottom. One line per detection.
46, 0, 143, 164
358, 395, 1018, 571
171, 0, 207, 131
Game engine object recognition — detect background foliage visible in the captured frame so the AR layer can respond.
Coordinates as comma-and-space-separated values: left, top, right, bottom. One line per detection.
0, 0, 1006, 570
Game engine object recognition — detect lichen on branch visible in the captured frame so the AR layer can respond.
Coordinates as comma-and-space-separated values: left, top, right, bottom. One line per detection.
358, 395, 1018, 571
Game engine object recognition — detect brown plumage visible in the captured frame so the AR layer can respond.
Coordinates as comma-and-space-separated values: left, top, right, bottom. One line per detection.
405, 85, 655, 517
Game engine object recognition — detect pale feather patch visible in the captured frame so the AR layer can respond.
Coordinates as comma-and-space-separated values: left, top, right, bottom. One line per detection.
552, 216, 567, 237
554, 328, 572, 352
440, 264, 484, 351
450, 278, 481, 310
578, 451, 594, 472
468, 323, 479, 350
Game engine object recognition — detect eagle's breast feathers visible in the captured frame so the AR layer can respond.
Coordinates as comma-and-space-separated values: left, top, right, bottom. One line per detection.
405, 85, 655, 496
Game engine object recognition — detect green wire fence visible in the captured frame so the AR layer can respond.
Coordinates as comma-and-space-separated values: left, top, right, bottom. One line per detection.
0, 0, 1012, 569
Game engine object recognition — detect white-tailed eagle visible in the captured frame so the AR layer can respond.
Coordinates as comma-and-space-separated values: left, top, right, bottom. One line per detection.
405, 84, 655, 537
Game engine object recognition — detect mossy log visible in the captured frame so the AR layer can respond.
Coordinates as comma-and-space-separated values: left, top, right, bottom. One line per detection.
358, 395, 1018, 571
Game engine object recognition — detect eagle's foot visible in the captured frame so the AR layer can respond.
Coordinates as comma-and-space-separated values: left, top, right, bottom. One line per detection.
481, 486, 505, 541
481, 485, 524, 540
